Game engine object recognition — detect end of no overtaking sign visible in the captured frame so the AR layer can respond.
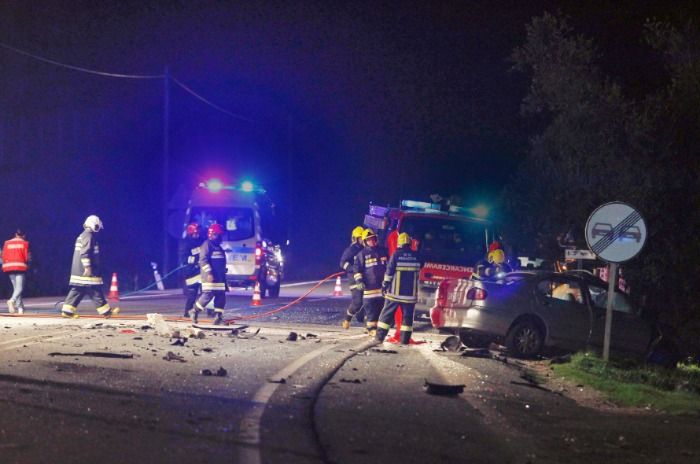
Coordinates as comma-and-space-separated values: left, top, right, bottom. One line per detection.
585, 201, 647, 263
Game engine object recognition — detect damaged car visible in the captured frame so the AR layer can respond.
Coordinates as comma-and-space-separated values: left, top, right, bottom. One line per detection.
430, 271, 668, 360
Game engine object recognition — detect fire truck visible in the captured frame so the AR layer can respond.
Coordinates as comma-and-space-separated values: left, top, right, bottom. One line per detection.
363, 199, 493, 314
171, 179, 284, 297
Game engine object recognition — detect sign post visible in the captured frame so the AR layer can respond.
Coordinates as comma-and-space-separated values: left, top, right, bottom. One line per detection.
585, 202, 647, 361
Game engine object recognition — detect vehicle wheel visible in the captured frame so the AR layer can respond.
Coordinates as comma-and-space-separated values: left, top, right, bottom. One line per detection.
505, 320, 544, 358
268, 280, 280, 298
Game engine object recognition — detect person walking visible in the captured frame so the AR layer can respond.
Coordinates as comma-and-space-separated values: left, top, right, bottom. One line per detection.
2, 229, 31, 314
339, 226, 365, 329
347, 229, 388, 336
61, 215, 119, 318
192, 223, 227, 325
180, 223, 204, 318
375, 232, 421, 344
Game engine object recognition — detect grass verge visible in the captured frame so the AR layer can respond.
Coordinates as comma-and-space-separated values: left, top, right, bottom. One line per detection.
551, 352, 700, 415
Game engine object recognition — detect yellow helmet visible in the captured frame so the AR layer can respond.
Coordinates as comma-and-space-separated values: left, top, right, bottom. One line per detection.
361, 228, 377, 243
487, 249, 505, 264
397, 232, 411, 248
351, 226, 364, 240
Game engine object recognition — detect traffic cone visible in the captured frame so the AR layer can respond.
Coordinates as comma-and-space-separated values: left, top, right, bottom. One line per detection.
333, 276, 343, 297
108, 273, 119, 301
251, 281, 262, 306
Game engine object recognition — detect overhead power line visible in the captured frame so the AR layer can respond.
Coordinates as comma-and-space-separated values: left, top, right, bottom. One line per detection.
0, 42, 163, 79
0, 41, 251, 121
172, 76, 253, 122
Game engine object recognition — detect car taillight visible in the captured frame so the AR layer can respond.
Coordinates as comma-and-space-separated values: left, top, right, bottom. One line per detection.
255, 244, 262, 265
467, 287, 487, 300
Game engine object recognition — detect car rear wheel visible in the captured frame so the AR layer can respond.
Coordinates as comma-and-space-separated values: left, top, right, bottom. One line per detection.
505, 321, 544, 358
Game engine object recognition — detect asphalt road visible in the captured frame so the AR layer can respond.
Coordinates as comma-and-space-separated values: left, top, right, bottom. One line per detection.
1, 279, 699, 464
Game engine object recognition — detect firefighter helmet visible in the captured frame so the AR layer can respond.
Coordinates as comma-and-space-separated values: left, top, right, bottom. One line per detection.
351, 226, 364, 241
397, 232, 411, 248
487, 249, 505, 264
208, 223, 224, 237
362, 229, 377, 243
83, 215, 103, 232
186, 223, 200, 236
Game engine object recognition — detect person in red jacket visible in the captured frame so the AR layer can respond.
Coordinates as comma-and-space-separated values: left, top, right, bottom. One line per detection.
2, 230, 31, 314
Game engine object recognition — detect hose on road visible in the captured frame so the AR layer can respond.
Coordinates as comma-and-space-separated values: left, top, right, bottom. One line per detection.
223, 271, 344, 324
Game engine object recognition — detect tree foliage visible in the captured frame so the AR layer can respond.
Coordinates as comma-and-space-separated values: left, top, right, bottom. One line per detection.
506, 13, 700, 351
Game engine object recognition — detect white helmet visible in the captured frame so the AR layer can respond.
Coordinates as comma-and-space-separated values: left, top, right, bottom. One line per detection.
84, 215, 103, 232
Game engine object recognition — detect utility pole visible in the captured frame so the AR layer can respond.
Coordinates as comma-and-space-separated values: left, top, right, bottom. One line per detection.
162, 66, 171, 275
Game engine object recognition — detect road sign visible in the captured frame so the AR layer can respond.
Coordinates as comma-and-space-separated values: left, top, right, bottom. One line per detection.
565, 249, 596, 260
585, 202, 647, 263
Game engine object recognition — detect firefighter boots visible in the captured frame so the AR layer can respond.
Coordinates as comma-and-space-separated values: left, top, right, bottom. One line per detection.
213, 313, 223, 325
341, 319, 351, 330
103, 307, 120, 319
191, 309, 200, 325
183, 310, 191, 319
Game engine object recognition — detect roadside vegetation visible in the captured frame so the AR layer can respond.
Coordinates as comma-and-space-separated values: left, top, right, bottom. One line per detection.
551, 353, 700, 415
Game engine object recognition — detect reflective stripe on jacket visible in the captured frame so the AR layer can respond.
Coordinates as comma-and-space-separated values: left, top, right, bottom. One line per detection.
383, 247, 420, 303
69, 229, 103, 286
2, 237, 30, 272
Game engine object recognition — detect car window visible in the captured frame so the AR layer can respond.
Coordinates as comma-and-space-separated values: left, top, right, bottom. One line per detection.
537, 279, 584, 304
588, 285, 633, 313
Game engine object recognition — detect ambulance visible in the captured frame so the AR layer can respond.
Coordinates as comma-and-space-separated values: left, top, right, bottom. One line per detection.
179, 179, 283, 297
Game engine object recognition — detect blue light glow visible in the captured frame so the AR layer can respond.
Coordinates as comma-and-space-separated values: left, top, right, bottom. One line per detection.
241, 181, 254, 192
469, 204, 489, 218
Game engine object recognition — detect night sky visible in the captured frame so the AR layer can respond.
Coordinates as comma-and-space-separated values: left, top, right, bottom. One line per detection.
0, 1, 695, 294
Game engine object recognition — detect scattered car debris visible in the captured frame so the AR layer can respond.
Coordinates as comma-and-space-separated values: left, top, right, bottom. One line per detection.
424, 379, 465, 395
147, 313, 178, 338
340, 378, 362, 384
171, 338, 187, 346
306, 333, 318, 339
236, 328, 261, 339
439, 335, 462, 352
461, 348, 491, 358
162, 351, 186, 362
48, 352, 134, 359
133, 337, 143, 341
82, 322, 104, 329
181, 327, 206, 339
194, 323, 248, 332
268, 377, 286, 384
119, 329, 136, 334
202, 347, 214, 352
286, 332, 298, 341
370, 348, 398, 354
201, 367, 227, 377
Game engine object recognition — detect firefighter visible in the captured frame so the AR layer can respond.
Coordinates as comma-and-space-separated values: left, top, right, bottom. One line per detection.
192, 223, 227, 325
474, 243, 511, 280
348, 229, 388, 336
340, 226, 365, 329
376, 232, 421, 344
180, 223, 204, 318
61, 215, 119, 318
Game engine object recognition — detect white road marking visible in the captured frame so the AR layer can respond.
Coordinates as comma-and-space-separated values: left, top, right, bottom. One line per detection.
0, 330, 74, 352
237, 333, 367, 464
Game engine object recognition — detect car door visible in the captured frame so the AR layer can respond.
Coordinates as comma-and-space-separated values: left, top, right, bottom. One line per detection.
532, 276, 592, 350
586, 283, 652, 357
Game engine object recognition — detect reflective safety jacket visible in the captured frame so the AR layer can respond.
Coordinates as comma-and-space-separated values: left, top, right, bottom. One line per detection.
339, 242, 363, 273
2, 237, 30, 273
180, 235, 204, 286
69, 229, 103, 286
383, 247, 421, 303
353, 246, 388, 299
199, 239, 227, 292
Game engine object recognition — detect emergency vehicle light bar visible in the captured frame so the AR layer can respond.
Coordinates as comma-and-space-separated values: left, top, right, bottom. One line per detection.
400, 200, 442, 212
